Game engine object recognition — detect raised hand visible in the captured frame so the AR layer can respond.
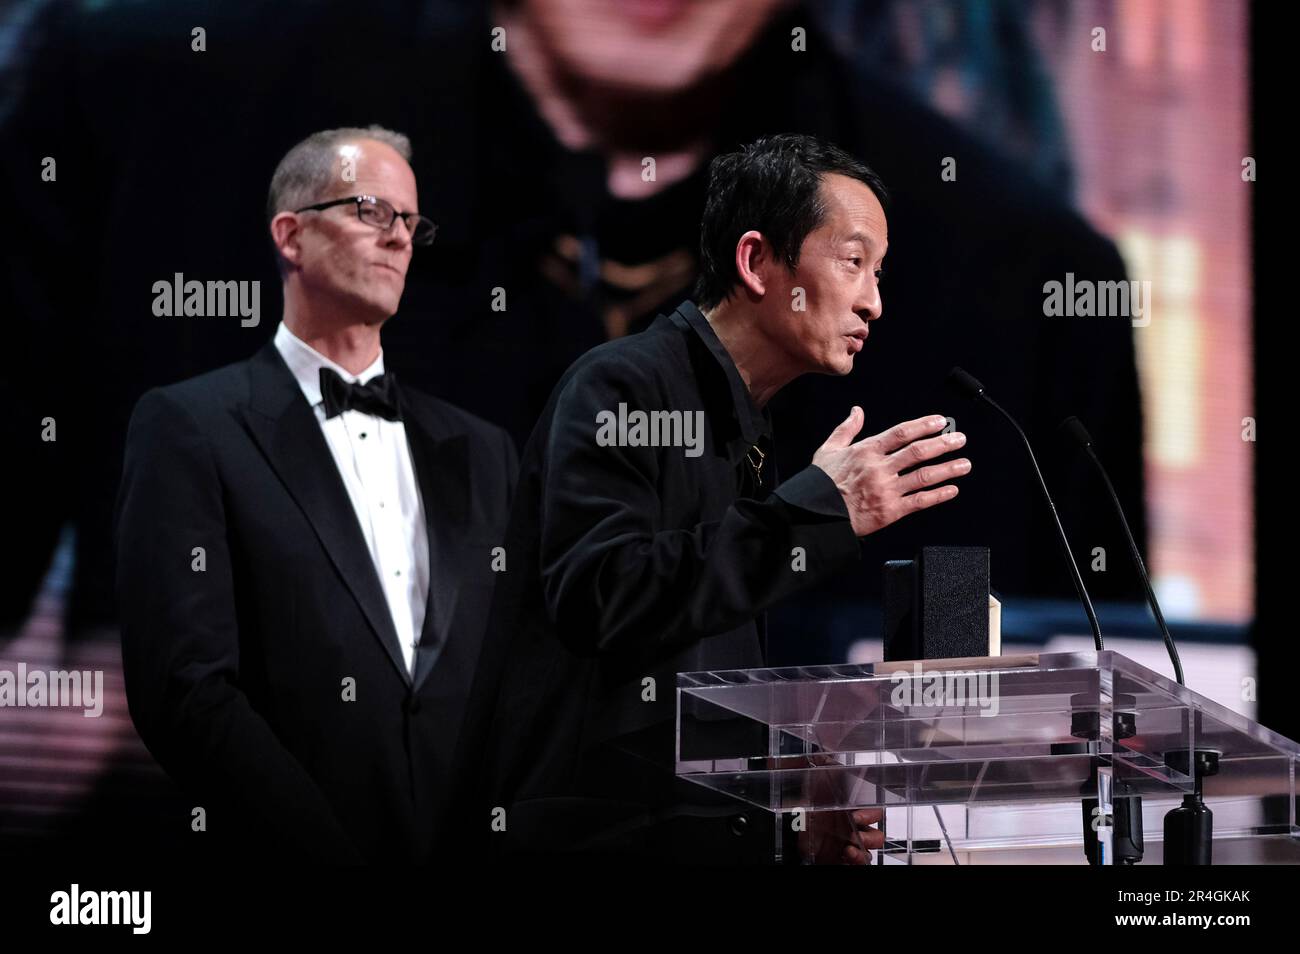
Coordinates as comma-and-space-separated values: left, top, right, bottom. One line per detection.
812, 408, 971, 538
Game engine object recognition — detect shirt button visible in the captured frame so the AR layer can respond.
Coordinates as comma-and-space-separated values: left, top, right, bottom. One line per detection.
394, 569, 401, 577
378, 501, 385, 508
359, 432, 368, 439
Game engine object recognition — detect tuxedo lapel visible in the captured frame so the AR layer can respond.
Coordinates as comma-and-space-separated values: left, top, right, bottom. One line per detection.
238, 342, 412, 686
402, 396, 471, 695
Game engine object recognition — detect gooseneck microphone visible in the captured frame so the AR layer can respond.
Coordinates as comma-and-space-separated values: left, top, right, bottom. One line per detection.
947, 368, 1103, 650
1061, 416, 1185, 686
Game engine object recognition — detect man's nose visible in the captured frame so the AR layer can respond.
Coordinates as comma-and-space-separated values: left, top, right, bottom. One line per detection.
857, 283, 882, 322
383, 217, 413, 248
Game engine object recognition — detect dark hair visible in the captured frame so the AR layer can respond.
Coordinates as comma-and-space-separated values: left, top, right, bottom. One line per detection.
693, 134, 889, 311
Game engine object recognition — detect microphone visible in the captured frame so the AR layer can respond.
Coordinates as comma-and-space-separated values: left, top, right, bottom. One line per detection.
1061, 416, 1185, 685
946, 367, 1104, 650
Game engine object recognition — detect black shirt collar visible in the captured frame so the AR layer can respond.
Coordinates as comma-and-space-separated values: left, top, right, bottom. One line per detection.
667, 300, 772, 448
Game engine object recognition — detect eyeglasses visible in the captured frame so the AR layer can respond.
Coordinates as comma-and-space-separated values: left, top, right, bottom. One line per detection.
294, 194, 438, 246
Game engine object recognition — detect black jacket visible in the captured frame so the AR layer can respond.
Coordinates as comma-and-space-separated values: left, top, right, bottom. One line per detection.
115, 341, 517, 863
461, 301, 860, 862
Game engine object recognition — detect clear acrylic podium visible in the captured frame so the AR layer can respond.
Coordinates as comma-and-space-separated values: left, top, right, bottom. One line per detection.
676, 652, 1300, 864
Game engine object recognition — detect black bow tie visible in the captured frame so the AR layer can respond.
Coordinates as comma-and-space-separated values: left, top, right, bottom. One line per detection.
318, 367, 402, 421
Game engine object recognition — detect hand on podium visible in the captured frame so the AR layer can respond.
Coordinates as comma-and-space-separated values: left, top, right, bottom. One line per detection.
802, 807, 885, 865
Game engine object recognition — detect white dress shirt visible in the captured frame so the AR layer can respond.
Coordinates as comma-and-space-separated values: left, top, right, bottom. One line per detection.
274, 321, 430, 675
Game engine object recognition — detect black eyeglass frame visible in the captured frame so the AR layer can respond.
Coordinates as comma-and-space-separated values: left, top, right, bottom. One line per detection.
293, 194, 437, 245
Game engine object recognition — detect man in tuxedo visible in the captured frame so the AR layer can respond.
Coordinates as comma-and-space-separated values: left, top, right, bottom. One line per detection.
115, 127, 517, 863
461, 135, 972, 863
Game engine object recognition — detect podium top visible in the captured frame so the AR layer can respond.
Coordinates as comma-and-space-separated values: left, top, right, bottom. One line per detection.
675, 651, 1300, 811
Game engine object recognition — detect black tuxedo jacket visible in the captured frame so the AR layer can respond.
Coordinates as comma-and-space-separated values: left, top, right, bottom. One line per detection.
115, 341, 517, 863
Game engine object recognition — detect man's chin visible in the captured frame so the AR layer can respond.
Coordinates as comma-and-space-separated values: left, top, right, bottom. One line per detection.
827, 354, 856, 376
807, 359, 854, 378
354, 292, 401, 325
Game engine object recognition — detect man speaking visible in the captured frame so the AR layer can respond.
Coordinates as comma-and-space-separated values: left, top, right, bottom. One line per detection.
463, 134, 972, 863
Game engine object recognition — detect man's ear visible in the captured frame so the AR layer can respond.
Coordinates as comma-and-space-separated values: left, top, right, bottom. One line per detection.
734, 229, 769, 298
270, 212, 304, 268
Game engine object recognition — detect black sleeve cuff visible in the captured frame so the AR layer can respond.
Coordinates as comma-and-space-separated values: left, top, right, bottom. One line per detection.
772, 464, 860, 567
773, 464, 850, 520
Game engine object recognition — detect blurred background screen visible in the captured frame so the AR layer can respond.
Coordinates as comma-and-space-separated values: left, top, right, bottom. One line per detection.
0, 0, 1265, 858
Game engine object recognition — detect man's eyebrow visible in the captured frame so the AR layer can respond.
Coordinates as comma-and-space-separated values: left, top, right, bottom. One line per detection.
842, 231, 887, 257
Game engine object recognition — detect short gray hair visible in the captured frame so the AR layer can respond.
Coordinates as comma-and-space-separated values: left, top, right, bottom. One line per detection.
266, 125, 412, 225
